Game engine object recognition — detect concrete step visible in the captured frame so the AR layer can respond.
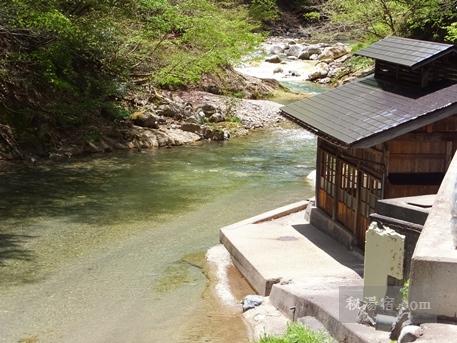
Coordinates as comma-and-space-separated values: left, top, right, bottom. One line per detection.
220, 208, 389, 343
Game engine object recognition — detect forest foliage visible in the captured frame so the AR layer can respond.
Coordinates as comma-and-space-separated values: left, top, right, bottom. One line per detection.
0, 0, 260, 140
0, 0, 456, 149
323, 0, 457, 42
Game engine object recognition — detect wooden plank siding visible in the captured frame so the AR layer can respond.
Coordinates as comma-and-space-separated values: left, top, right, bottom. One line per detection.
316, 114, 457, 247
385, 114, 457, 198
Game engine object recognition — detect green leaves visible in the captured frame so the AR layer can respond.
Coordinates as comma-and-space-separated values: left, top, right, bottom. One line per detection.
144, 0, 260, 86
249, 0, 280, 23
324, 0, 457, 41
258, 323, 333, 343
0, 0, 261, 145
445, 22, 457, 43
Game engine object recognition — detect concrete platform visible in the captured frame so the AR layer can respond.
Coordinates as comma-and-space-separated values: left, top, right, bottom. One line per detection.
417, 323, 457, 342
220, 209, 364, 296
220, 203, 390, 343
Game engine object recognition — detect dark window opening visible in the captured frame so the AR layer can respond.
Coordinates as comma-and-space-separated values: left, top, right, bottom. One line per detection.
388, 173, 445, 185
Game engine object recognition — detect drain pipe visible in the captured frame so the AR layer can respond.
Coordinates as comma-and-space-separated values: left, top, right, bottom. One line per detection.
290, 306, 297, 321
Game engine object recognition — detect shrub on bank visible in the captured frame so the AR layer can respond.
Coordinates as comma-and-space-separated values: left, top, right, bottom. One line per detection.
258, 323, 333, 343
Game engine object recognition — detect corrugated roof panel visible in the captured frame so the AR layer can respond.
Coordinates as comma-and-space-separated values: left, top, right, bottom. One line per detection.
281, 76, 457, 147
355, 36, 455, 68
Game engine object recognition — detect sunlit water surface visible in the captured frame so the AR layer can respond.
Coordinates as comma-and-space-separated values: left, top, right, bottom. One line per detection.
0, 125, 316, 342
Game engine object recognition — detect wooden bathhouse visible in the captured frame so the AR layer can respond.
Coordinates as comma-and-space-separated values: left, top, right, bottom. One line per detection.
282, 36, 457, 247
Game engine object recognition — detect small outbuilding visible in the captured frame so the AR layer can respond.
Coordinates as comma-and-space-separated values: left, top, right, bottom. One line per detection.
282, 36, 457, 247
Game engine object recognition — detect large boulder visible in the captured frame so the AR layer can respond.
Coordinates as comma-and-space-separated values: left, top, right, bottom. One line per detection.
284, 44, 303, 58
180, 123, 203, 134
163, 128, 201, 146
265, 55, 282, 63
298, 45, 322, 60
200, 104, 217, 116
202, 127, 229, 141
308, 45, 323, 54
269, 45, 285, 55
318, 43, 351, 62
307, 62, 329, 81
130, 111, 160, 129
208, 112, 225, 123
318, 77, 331, 84
156, 103, 183, 120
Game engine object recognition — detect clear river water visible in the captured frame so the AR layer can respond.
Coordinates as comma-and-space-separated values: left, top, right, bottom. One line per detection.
0, 116, 317, 342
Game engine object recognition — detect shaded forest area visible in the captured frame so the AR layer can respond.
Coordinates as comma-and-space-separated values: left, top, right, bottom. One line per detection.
0, 0, 456, 160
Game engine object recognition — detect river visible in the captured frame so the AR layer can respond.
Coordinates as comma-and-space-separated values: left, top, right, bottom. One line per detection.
0, 120, 316, 342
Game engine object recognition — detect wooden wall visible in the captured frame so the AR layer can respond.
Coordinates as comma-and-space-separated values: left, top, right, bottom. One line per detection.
316, 139, 385, 245
315, 113, 457, 247
385, 114, 457, 198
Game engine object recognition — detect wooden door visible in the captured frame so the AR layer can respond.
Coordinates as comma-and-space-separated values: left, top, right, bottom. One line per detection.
317, 150, 337, 217
337, 162, 358, 235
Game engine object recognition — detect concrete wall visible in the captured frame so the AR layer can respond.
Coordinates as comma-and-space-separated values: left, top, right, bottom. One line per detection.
409, 152, 457, 323
363, 222, 405, 301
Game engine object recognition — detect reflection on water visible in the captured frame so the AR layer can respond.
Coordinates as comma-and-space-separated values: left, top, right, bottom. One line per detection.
0, 125, 316, 342
280, 80, 327, 96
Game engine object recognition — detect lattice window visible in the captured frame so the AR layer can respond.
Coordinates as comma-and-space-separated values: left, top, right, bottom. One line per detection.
359, 172, 382, 217
339, 162, 358, 210
320, 150, 336, 197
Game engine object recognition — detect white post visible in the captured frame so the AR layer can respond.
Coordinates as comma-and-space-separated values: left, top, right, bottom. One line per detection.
451, 177, 457, 248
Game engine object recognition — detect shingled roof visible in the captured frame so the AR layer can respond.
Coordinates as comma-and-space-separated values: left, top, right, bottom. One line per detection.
355, 36, 456, 69
281, 77, 457, 148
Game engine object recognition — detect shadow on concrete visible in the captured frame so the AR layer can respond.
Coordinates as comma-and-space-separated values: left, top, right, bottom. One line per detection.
0, 233, 34, 266
292, 223, 364, 277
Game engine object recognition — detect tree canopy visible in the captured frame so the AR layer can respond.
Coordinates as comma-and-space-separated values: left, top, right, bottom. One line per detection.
0, 0, 260, 147
324, 0, 457, 42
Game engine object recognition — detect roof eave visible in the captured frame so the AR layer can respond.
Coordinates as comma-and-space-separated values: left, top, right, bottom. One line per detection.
350, 103, 457, 149
410, 46, 457, 70
355, 45, 457, 70
280, 110, 349, 148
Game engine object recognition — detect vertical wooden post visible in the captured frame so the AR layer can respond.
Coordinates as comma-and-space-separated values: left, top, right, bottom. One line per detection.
382, 143, 389, 198
445, 141, 453, 170
315, 139, 322, 208
334, 155, 341, 221
354, 165, 361, 244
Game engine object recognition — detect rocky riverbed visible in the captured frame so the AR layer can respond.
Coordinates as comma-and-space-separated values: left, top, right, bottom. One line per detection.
119, 89, 285, 152
236, 36, 353, 85
0, 82, 285, 162
0, 35, 372, 163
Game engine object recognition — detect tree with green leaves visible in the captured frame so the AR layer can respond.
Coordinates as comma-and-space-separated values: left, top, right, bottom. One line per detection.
324, 0, 457, 42
0, 0, 261, 150
445, 22, 457, 43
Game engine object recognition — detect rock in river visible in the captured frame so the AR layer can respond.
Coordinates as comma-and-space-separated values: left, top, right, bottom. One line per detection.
242, 295, 264, 312
298, 45, 322, 60
265, 55, 282, 63
307, 62, 329, 81
284, 44, 303, 58
269, 45, 285, 55
318, 43, 351, 62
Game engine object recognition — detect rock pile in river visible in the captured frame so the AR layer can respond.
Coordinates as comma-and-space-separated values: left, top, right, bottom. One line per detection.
264, 39, 351, 84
